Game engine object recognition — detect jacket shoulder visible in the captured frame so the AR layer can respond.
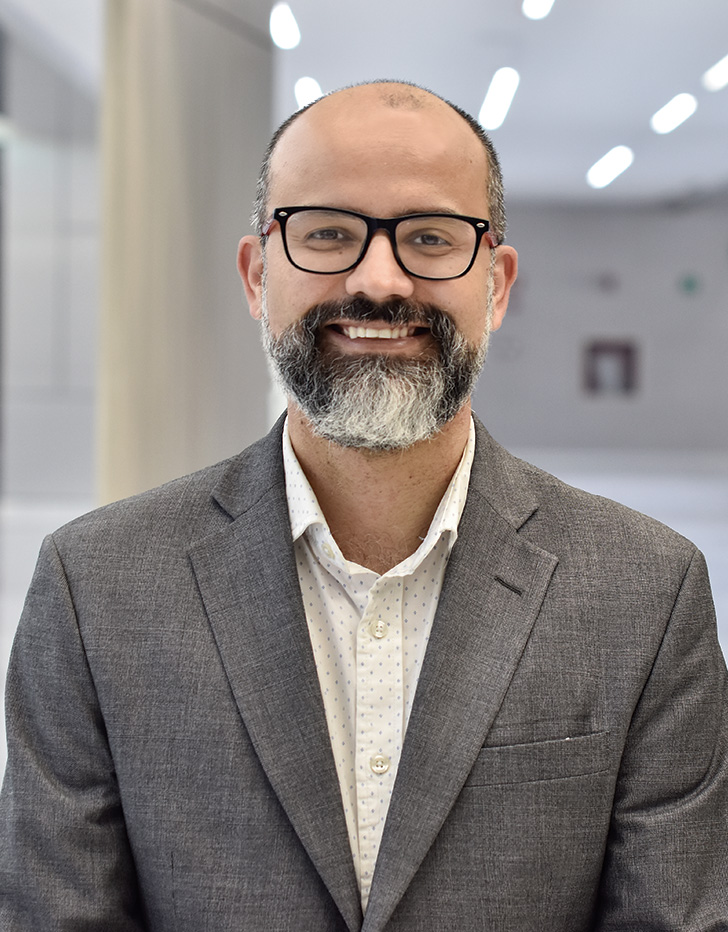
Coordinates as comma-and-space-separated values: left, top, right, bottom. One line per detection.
525, 458, 694, 559
51, 424, 285, 556
472, 422, 698, 569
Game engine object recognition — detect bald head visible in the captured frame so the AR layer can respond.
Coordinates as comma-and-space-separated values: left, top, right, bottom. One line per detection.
252, 81, 506, 244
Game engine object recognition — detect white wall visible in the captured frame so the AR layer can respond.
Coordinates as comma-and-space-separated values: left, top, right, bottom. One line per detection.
1, 37, 99, 502
1, 0, 275, 505
475, 194, 728, 453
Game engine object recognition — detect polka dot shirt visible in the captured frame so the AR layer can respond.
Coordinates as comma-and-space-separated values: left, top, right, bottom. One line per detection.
282, 418, 475, 911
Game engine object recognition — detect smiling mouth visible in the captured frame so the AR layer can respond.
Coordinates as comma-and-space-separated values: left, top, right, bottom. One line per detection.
327, 322, 431, 340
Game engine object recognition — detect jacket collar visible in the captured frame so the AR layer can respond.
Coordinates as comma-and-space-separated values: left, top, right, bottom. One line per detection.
209, 413, 540, 532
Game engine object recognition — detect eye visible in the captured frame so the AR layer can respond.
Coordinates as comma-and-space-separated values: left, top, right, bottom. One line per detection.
302, 226, 359, 249
403, 226, 456, 253
412, 231, 451, 247
308, 228, 345, 241
398, 217, 473, 256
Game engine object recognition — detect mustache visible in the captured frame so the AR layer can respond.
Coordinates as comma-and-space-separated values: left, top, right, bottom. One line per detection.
287, 297, 460, 344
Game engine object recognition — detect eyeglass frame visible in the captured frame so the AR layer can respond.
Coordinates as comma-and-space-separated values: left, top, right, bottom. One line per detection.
261, 206, 497, 281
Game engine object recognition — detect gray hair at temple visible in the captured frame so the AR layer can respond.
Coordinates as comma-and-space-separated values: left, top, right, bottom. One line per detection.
251, 80, 508, 246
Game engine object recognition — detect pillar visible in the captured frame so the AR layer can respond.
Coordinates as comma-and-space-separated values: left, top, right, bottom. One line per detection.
99, 0, 273, 502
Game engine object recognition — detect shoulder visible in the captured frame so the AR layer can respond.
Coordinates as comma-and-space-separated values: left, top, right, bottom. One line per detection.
530, 465, 694, 568
50, 421, 286, 560
470, 420, 698, 573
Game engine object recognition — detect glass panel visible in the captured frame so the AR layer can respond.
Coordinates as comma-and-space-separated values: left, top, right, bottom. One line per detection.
396, 216, 476, 277
285, 209, 367, 271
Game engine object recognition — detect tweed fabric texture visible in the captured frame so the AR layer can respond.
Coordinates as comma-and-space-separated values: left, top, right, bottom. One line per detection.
1, 417, 727, 931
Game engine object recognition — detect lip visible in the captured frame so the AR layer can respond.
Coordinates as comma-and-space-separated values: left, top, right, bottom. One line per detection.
323, 319, 433, 354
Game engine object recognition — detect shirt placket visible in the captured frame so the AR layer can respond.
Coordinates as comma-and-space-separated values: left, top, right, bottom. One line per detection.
355, 576, 404, 904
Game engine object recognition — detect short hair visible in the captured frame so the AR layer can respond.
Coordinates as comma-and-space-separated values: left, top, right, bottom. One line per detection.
251, 80, 507, 245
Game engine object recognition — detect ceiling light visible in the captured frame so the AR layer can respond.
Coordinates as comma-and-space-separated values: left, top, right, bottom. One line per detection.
586, 146, 634, 189
702, 53, 728, 91
269, 3, 300, 50
522, 0, 556, 20
478, 68, 520, 131
650, 93, 697, 134
295, 77, 322, 108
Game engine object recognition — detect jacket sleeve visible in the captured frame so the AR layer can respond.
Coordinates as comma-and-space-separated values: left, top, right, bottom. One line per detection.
595, 548, 728, 930
0, 535, 146, 931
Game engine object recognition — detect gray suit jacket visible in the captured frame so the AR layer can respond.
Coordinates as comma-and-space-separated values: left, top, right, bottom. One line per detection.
2, 418, 727, 931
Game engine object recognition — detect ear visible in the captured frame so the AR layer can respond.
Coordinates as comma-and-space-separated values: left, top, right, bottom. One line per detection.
489, 245, 518, 332
237, 235, 265, 320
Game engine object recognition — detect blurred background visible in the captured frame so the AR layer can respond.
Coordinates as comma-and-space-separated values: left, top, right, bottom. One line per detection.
0, 0, 727, 774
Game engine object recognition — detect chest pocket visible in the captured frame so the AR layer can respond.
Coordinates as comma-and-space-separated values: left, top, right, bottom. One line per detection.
465, 730, 610, 786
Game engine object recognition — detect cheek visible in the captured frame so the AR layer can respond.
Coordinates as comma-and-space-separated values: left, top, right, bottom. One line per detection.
463, 310, 492, 344
263, 271, 333, 336
431, 281, 491, 344
460, 267, 497, 341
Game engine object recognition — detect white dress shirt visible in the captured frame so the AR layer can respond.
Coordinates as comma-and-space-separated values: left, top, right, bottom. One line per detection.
282, 418, 475, 910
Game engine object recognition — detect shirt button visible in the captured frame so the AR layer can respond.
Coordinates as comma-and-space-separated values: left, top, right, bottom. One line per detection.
370, 754, 390, 775
322, 542, 334, 559
370, 619, 388, 639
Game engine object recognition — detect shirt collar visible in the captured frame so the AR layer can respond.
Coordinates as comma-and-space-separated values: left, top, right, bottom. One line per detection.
282, 420, 329, 543
282, 416, 476, 573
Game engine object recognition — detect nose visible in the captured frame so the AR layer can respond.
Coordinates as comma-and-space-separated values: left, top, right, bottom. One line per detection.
344, 230, 415, 302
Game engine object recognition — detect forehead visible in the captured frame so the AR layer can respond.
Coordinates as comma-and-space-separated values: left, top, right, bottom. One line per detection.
268, 86, 490, 216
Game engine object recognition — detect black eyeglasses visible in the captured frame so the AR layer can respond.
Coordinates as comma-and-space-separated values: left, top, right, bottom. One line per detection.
261, 206, 495, 280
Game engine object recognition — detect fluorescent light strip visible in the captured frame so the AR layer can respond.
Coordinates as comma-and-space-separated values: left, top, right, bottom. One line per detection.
479, 68, 520, 130
650, 93, 697, 134
584, 54, 718, 192
522, 0, 556, 20
270, 3, 300, 50
586, 146, 634, 189
702, 53, 728, 92
295, 77, 322, 108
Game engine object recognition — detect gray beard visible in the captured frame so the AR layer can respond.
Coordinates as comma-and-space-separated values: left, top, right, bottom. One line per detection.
261, 296, 490, 451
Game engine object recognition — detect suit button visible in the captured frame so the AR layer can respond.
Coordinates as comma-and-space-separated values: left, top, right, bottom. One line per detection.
370, 754, 390, 775
370, 619, 388, 639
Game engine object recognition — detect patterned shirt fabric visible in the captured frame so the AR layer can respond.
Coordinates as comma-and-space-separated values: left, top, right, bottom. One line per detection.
281, 417, 475, 912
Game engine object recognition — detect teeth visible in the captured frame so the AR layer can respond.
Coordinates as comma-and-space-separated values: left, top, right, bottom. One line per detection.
342, 325, 416, 340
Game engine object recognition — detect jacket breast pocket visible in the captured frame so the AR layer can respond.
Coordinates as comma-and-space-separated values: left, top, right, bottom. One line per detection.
464, 730, 610, 786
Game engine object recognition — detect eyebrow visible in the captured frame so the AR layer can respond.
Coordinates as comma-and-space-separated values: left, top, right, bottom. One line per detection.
306, 204, 467, 218
398, 206, 462, 217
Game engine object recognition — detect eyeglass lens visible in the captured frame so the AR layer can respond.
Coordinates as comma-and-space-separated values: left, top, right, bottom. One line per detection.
282, 209, 478, 279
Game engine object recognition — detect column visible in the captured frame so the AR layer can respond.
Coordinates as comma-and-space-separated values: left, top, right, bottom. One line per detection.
99, 0, 273, 502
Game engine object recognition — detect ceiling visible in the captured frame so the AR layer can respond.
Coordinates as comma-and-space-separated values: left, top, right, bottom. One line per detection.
274, 0, 728, 206
3, 0, 727, 206
0, 0, 103, 93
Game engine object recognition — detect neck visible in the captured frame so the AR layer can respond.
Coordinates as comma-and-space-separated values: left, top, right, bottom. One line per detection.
287, 403, 471, 575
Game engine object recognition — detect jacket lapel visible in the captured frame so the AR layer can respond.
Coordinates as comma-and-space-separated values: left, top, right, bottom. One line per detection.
188, 423, 363, 932
187, 418, 557, 932
362, 424, 558, 932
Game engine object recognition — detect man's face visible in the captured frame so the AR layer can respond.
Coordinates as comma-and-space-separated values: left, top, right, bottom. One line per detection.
238, 85, 517, 448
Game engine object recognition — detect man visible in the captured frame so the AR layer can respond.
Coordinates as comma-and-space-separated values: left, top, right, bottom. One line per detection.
1, 81, 727, 930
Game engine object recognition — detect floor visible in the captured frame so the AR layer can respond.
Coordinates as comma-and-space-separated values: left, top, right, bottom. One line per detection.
1, 450, 726, 780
